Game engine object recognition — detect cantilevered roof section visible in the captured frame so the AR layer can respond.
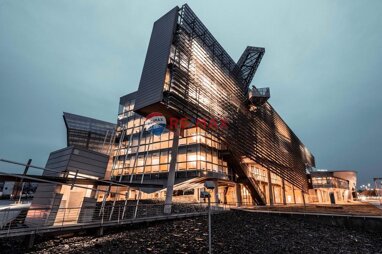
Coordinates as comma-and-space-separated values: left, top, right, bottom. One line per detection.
119, 91, 138, 107
63, 112, 116, 153
63, 112, 116, 135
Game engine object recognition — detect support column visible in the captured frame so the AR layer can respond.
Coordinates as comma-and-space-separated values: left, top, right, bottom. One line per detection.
302, 192, 306, 207
96, 227, 104, 236
164, 125, 180, 214
24, 234, 35, 249
194, 188, 200, 202
267, 169, 274, 206
235, 183, 242, 207
213, 180, 219, 207
17, 159, 32, 203
317, 190, 322, 203
292, 186, 296, 204
223, 186, 228, 204
282, 179, 287, 205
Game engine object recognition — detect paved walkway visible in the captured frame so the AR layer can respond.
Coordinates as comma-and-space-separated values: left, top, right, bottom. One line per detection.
368, 200, 382, 210
233, 207, 382, 218
235, 202, 382, 216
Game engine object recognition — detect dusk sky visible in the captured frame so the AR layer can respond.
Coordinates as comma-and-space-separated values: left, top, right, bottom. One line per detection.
1, 0, 381, 186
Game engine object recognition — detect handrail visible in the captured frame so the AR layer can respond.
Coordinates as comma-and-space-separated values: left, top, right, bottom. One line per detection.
0, 159, 163, 199
0, 201, 229, 238
240, 162, 267, 203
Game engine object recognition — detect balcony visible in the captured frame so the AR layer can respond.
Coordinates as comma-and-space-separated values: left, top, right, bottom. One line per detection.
248, 87, 270, 107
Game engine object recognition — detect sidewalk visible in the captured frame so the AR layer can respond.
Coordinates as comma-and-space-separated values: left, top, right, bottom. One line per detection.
238, 202, 382, 216
368, 200, 382, 210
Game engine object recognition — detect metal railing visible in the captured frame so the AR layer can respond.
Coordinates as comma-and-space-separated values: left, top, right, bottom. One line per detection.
250, 87, 270, 98
0, 201, 222, 238
0, 158, 233, 240
240, 162, 267, 204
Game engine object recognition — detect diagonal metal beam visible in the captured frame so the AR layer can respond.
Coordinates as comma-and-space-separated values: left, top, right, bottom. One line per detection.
236, 46, 265, 93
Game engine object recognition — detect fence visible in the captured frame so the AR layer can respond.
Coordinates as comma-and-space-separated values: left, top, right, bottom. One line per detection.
0, 159, 231, 240
0, 201, 227, 238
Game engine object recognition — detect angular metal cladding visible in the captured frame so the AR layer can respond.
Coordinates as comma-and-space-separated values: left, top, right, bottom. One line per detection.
63, 112, 116, 154
131, 4, 315, 201
134, 6, 179, 118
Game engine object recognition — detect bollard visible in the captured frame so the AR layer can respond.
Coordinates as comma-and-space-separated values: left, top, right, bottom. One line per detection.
96, 226, 104, 236
24, 233, 35, 249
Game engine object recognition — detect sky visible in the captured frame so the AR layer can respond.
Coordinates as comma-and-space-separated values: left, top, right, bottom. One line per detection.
0, 0, 381, 186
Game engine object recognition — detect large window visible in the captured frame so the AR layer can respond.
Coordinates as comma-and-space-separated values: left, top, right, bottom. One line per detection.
112, 99, 229, 179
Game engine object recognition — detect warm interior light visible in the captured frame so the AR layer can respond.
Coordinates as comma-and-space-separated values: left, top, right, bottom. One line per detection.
65, 171, 98, 180
188, 155, 206, 161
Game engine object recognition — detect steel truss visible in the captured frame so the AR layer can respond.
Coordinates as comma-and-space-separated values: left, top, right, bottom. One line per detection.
236, 46, 265, 93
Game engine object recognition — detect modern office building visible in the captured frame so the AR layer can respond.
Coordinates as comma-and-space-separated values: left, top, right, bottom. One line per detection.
105, 4, 317, 207
44, 4, 356, 210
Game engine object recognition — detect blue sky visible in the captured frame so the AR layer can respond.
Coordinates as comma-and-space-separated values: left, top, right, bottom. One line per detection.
1, 0, 382, 186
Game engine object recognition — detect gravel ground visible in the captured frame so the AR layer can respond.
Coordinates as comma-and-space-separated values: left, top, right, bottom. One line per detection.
1, 210, 382, 254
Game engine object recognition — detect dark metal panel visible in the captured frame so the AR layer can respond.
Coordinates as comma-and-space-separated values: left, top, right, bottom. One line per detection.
134, 6, 179, 114
63, 112, 116, 154
119, 91, 137, 107
44, 147, 109, 179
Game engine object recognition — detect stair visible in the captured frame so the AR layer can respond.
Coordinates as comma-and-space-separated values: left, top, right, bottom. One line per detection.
223, 150, 266, 205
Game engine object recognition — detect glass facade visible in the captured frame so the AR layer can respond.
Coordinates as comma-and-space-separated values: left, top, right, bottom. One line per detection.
63, 112, 116, 154
312, 176, 349, 189
55, 5, 356, 207
112, 98, 228, 181
132, 4, 315, 193
107, 4, 317, 205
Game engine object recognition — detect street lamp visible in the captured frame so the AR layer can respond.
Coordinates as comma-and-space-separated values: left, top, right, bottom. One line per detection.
201, 181, 215, 254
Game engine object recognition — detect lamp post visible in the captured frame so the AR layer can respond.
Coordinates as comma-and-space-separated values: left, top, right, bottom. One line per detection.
201, 181, 216, 254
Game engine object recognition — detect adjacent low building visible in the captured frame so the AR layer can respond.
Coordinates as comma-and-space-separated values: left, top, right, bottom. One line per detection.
25, 146, 109, 226
308, 170, 357, 204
